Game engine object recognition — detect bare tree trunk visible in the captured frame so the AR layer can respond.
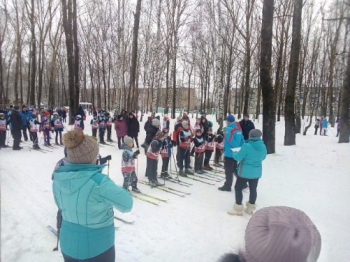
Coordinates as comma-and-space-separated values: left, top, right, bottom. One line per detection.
284, 0, 303, 146
73, 0, 80, 110
338, 40, 350, 143
260, 0, 275, 154
127, 0, 142, 112
30, 0, 36, 106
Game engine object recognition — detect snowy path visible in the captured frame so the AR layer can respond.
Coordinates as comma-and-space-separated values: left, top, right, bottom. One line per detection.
1, 115, 349, 262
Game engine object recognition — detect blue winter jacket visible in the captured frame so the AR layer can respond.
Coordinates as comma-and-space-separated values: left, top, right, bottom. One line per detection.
19, 110, 32, 126
52, 164, 133, 260
322, 119, 328, 128
232, 137, 267, 179
223, 122, 245, 158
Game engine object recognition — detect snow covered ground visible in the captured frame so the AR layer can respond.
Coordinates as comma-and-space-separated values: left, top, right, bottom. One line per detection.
1, 113, 349, 262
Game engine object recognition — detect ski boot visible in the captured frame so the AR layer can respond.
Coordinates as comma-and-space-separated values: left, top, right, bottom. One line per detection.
179, 170, 187, 177
160, 172, 170, 179
227, 204, 244, 216
218, 185, 231, 192
204, 164, 213, 171
132, 186, 141, 193
185, 169, 194, 176
154, 178, 163, 187
149, 180, 157, 188
33, 144, 41, 150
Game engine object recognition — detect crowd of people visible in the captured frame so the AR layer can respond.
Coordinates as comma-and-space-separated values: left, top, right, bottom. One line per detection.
1, 104, 323, 261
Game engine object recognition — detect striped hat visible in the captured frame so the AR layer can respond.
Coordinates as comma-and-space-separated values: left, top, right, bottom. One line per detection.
241, 206, 321, 262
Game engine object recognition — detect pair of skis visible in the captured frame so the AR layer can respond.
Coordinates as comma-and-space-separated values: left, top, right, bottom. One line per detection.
138, 180, 190, 197
168, 171, 216, 185
131, 191, 169, 205
158, 176, 192, 187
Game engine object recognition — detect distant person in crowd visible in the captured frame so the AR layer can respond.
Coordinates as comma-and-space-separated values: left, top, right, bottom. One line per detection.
227, 129, 267, 216
142, 118, 160, 152
52, 129, 133, 262
19, 105, 32, 141
62, 108, 67, 123
239, 114, 255, 141
127, 113, 140, 148
144, 116, 152, 132
319, 117, 323, 135
115, 114, 128, 149
314, 118, 320, 135
11, 106, 23, 150
321, 118, 328, 136
218, 115, 244, 192
163, 114, 170, 132
218, 206, 321, 262
75, 105, 86, 120
336, 119, 340, 137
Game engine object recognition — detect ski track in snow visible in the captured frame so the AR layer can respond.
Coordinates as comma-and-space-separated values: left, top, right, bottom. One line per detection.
1, 114, 350, 262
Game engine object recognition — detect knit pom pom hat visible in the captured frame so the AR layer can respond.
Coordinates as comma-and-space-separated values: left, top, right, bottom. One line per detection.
63, 129, 99, 164
124, 136, 134, 147
241, 206, 321, 262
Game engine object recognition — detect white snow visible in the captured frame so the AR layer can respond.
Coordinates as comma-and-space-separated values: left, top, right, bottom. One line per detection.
1, 114, 349, 262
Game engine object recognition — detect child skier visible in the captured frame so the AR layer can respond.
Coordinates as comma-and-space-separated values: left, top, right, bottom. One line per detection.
0, 113, 9, 148
213, 131, 224, 167
204, 127, 215, 170
121, 136, 141, 192
194, 129, 206, 174
51, 112, 64, 145
98, 112, 107, 144
74, 115, 84, 130
105, 112, 114, 142
90, 114, 99, 138
177, 120, 194, 177
160, 129, 173, 179
146, 131, 165, 187
29, 113, 42, 149
42, 115, 52, 146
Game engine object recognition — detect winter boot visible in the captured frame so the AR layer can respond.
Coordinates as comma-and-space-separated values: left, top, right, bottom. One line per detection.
154, 177, 163, 187
55, 142, 59, 146
160, 172, 169, 179
227, 203, 244, 216
218, 185, 231, 192
149, 180, 157, 188
132, 186, 141, 193
244, 202, 256, 215
179, 170, 187, 177
204, 164, 213, 171
195, 170, 203, 174
60, 140, 63, 146
185, 169, 194, 175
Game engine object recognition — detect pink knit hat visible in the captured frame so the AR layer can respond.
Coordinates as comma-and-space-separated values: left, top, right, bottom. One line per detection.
241, 206, 321, 262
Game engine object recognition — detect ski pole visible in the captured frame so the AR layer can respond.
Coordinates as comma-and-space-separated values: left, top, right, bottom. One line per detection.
53, 209, 62, 251
171, 147, 179, 181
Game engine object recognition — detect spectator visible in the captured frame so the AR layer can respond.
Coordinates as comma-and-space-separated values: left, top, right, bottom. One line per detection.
127, 113, 140, 148
115, 115, 128, 149
239, 114, 255, 141
11, 106, 23, 150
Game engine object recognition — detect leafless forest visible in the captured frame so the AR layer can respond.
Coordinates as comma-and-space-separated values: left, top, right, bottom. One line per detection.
0, 0, 349, 150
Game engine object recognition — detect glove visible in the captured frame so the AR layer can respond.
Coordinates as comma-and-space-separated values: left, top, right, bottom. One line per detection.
106, 155, 112, 160
134, 149, 140, 155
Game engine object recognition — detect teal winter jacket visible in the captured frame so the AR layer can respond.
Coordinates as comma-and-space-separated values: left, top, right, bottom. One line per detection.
52, 164, 133, 259
223, 122, 245, 158
232, 137, 267, 179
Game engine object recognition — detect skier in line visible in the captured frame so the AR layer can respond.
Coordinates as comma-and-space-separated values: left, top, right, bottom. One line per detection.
190, 117, 203, 157
74, 115, 84, 130
29, 113, 42, 149
194, 129, 205, 174
142, 118, 160, 152
177, 120, 194, 177
204, 127, 215, 170
219, 206, 321, 262
213, 131, 224, 167
105, 112, 114, 142
98, 112, 107, 144
91, 114, 99, 138
0, 113, 9, 148
162, 114, 170, 132
239, 114, 255, 141
121, 135, 141, 193
218, 115, 244, 192
227, 129, 267, 216
42, 114, 52, 146
52, 129, 133, 262
160, 129, 173, 179
51, 112, 64, 145
146, 131, 165, 187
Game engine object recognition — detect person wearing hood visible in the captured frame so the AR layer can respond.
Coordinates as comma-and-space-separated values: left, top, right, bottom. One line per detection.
127, 113, 140, 148
227, 129, 267, 216
20, 105, 32, 141
121, 136, 140, 192
219, 115, 245, 192
142, 118, 160, 152
219, 206, 321, 262
75, 105, 86, 120
52, 129, 133, 262
114, 114, 128, 149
